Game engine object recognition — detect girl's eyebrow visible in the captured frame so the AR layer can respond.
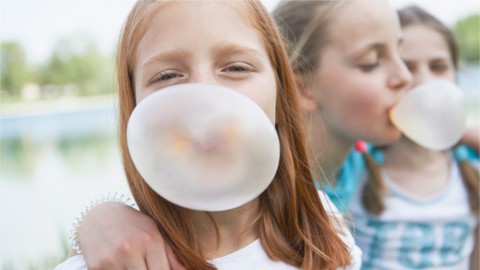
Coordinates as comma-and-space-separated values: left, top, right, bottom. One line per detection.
349, 37, 404, 62
142, 43, 265, 70
141, 49, 191, 70
212, 42, 265, 58
347, 42, 382, 62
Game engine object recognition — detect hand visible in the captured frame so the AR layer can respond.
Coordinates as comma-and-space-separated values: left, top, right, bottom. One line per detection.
78, 201, 185, 270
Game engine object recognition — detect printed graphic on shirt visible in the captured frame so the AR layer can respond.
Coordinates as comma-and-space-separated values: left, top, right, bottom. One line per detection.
358, 219, 473, 269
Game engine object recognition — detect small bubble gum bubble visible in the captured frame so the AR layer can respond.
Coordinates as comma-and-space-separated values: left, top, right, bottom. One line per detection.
389, 79, 466, 151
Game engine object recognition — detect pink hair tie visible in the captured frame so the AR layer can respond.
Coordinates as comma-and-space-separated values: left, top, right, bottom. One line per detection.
354, 140, 367, 153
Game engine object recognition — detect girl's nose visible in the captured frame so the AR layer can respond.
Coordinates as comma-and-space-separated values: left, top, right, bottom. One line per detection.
412, 66, 434, 88
188, 69, 218, 85
388, 57, 412, 92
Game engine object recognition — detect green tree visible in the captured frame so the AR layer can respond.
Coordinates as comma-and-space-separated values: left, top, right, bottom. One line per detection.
41, 35, 115, 96
454, 14, 480, 63
0, 42, 35, 99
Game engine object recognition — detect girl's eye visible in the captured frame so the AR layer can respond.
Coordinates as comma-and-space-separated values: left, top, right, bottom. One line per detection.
430, 64, 448, 73
359, 62, 378, 72
226, 66, 247, 72
150, 71, 183, 84
221, 63, 254, 73
357, 51, 380, 72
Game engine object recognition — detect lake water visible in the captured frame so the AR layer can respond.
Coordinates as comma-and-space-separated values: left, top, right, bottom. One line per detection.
1, 99, 131, 269
0, 66, 479, 269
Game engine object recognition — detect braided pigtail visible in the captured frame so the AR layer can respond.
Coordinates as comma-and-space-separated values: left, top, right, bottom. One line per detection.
459, 160, 479, 216
454, 146, 479, 216
356, 141, 387, 216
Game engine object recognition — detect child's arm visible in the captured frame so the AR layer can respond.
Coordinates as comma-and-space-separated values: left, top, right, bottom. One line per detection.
77, 202, 184, 270
470, 225, 479, 270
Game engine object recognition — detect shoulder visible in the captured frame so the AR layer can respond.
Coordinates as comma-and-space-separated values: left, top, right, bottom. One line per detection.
210, 239, 297, 269
453, 145, 479, 161
453, 144, 480, 170
317, 191, 363, 270
54, 255, 87, 270
318, 190, 338, 211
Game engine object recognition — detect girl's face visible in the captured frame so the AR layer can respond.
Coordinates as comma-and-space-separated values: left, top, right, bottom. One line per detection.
401, 25, 456, 87
310, 1, 411, 145
134, 1, 277, 123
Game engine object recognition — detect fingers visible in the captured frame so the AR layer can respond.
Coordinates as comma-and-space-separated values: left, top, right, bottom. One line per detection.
77, 201, 184, 270
166, 244, 187, 270
85, 241, 148, 270
78, 202, 159, 270
145, 235, 172, 270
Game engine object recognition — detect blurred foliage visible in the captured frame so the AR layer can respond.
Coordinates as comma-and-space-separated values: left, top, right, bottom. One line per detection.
454, 14, 480, 63
1, 42, 36, 98
1, 35, 115, 103
0, 15, 478, 103
1, 230, 69, 270
40, 36, 115, 96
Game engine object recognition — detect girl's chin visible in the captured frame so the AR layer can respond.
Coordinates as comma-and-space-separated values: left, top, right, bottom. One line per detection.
366, 129, 402, 146
382, 130, 402, 145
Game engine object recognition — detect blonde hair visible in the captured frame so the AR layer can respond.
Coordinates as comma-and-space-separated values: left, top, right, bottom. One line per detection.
116, 1, 351, 269
273, 0, 344, 82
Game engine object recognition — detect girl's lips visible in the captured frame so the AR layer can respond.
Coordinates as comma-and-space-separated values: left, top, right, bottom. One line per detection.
388, 97, 401, 115
387, 98, 402, 127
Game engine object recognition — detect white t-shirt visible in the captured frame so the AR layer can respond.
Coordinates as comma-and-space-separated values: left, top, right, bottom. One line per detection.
349, 158, 477, 270
55, 192, 361, 270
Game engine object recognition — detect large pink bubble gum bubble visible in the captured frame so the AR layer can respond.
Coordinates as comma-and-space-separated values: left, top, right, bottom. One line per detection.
127, 83, 280, 211
389, 79, 466, 151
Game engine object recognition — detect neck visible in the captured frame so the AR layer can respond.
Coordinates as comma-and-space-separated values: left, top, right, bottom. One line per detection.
383, 136, 447, 170
190, 199, 259, 259
305, 114, 354, 184
381, 135, 451, 198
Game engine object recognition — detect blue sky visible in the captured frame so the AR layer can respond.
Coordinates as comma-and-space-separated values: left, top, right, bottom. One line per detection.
1, 0, 479, 64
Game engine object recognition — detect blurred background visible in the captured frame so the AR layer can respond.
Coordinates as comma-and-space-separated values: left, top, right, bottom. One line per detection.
0, 0, 478, 269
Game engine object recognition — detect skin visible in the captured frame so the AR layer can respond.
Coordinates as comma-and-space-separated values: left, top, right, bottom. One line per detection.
134, 1, 277, 123
80, 1, 278, 268
402, 25, 456, 85
300, 0, 411, 181
78, 1, 413, 269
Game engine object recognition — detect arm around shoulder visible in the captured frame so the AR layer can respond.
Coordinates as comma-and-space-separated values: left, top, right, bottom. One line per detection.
75, 200, 175, 269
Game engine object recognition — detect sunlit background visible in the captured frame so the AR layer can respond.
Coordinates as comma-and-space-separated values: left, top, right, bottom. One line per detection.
1, 0, 479, 269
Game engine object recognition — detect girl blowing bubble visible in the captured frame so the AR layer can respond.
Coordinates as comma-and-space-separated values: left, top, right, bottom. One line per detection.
348, 6, 479, 269
273, 0, 411, 212
55, 1, 361, 269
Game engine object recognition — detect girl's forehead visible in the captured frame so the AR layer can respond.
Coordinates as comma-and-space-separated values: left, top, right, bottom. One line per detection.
332, 1, 395, 29
139, 1, 256, 46
327, 1, 399, 47
145, 0, 249, 24
402, 25, 452, 58
133, 1, 264, 67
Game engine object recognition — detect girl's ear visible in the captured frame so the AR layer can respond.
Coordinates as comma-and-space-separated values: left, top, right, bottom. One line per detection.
295, 74, 318, 112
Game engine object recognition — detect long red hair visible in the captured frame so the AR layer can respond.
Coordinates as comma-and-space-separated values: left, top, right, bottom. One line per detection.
116, 1, 351, 269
